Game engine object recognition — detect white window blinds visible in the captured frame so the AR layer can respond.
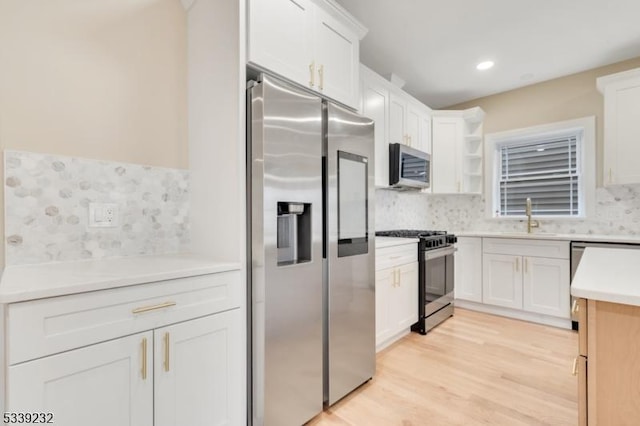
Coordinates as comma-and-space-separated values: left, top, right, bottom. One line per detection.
497, 134, 580, 216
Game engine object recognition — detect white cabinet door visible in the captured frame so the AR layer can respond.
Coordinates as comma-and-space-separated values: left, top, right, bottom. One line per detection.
455, 237, 482, 302
406, 103, 421, 149
419, 108, 432, 154
432, 116, 462, 193
395, 261, 419, 330
361, 68, 390, 187
8, 332, 153, 426
482, 253, 523, 309
374, 267, 394, 347
523, 257, 570, 318
155, 309, 242, 426
601, 74, 640, 185
248, 0, 314, 91
389, 92, 408, 146
314, 6, 359, 108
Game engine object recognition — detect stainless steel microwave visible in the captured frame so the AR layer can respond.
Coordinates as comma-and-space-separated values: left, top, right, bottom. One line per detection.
389, 143, 430, 189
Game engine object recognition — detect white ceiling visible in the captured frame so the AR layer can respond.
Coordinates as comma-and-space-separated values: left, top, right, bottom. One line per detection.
335, 0, 640, 108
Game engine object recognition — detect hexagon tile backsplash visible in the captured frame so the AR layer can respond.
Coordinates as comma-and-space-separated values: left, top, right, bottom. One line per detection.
4, 150, 190, 266
376, 186, 640, 235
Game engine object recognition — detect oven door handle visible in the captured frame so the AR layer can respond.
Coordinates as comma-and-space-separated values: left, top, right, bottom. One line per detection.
423, 246, 457, 261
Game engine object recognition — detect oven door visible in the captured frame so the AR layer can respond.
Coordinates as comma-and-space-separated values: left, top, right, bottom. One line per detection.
423, 246, 455, 315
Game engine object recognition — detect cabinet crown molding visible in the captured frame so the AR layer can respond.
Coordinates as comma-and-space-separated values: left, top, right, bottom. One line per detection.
596, 67, 640, 94
313, 0, 368, 39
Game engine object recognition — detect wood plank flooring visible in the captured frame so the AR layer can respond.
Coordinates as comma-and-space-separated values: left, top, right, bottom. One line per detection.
308, 308, 578, 426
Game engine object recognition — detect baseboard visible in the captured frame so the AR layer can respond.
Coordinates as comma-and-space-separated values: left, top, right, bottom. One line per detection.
454, 299, 573, 330
376, 328, 411, 353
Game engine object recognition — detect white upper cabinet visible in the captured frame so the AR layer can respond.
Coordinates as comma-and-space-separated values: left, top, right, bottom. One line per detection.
389, 92, 432, 153
432, 115, 462, 194
248, 0, 366, 109
431, 107, 484, 194
360, 66, 433, 188
361, 65, 390, 187
248, 0, 314, 88
597, 67, 640, 186
313, 6, 360, 107
389, 91, 408, 146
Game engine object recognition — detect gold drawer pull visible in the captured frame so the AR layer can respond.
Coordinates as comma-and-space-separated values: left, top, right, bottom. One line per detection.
141, 337, 148, 380
571, 300, 579, 315
572, 357, 579, 376
389, 255, 402, 260
132, 301, 176, 314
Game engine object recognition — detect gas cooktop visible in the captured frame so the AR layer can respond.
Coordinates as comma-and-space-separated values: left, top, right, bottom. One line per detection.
376, 229, 457, 250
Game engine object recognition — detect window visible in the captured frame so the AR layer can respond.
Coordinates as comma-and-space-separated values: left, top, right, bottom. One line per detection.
485, 117, 596, 219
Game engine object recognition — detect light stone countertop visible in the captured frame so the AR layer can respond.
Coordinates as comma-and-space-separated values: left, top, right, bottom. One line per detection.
375, 237, 420, 249
456, 231, 640, 244
571, 247, 640, 306
0, 254, 241, 303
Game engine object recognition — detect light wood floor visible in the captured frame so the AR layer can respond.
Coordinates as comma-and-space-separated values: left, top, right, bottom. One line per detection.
308, 308, 578, 426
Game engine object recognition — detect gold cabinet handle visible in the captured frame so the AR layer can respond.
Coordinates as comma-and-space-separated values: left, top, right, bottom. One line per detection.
132, 301, 176, 314
571, 299, 579, 315
397, 269, 401, 287
389, 255, 402, 260
309, 62, 315, 87
515, 257, 520, 272
141, 337, 148, 380
572, 357, 579, 376
318, 64, 324, 91
164, 332, 170, 372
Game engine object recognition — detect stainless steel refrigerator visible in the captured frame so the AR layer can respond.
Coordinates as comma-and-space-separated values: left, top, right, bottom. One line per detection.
247, 74, 375, 426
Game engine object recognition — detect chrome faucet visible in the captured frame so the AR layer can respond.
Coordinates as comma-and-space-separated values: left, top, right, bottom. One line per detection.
526, 197, 540, 233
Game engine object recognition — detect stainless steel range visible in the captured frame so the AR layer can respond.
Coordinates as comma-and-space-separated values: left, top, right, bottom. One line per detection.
376, 230, 457, 334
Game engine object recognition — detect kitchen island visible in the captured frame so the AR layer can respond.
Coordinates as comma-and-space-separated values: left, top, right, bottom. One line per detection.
571, 247, 640, 426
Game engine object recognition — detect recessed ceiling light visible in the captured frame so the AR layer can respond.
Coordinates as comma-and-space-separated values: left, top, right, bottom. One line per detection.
476, 61, 494, 71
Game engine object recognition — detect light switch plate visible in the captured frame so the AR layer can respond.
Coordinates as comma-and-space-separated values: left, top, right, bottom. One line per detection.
89, 203, 119, 228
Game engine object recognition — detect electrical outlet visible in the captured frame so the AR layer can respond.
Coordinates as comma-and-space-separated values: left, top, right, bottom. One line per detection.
89, 203, 118, 228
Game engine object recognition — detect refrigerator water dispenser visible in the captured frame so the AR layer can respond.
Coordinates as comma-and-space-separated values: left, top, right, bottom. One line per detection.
277, 202, 311, 265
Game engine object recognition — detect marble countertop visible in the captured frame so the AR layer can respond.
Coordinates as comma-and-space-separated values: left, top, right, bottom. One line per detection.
0, 254, 241, 303
456, 231, 640, 244
571, 247, 640, 306
375, 236, 420, 249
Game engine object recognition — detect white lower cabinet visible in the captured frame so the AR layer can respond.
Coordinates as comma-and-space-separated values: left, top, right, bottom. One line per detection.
375, 242, 418, 351
454, 236, 482, 302
523, 256, 570, 317
8, 332, 153, 426
481, 238, 570, 319
482, 253, 523, 309
155, 310, 241, 426
4, 271, 243, 426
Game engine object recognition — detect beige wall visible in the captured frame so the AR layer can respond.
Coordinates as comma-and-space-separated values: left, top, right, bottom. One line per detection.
447, 56, 640, 187
0, 0, 188, 167
0, 0, 188, 267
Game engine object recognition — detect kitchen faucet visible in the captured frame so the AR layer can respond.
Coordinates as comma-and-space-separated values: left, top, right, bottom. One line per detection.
526, 197, 539, 233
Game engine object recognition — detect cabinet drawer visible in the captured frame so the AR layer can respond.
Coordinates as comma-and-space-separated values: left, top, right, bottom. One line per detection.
375, 244, 417, 270
483, 238, 569, 259
8, 270, 241, 365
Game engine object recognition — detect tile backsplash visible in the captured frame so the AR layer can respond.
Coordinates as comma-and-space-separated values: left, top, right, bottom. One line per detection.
5, 150, 190, 265
376, 185, 640, 235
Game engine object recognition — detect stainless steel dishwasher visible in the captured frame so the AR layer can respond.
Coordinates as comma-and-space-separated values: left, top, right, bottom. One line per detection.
570, 241, 640, 329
